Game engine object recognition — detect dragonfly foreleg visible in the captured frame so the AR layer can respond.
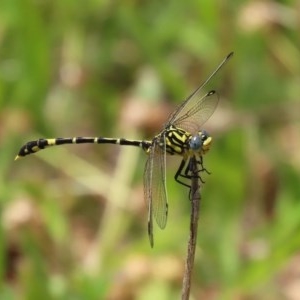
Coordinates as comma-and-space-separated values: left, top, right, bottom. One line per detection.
195, 156, 211, 176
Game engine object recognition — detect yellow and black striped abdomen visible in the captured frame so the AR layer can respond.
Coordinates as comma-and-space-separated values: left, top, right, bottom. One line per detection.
15, 137, 152, 159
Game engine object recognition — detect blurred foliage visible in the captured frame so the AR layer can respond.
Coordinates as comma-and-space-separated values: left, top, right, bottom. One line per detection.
1, 0, 300, 299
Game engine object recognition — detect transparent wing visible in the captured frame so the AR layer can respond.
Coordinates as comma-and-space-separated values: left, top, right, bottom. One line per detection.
167, 52, 233, 134
172, 90, 219, 134
144, 134, 168, 246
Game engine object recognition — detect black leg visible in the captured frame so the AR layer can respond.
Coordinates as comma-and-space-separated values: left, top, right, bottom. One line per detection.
174, 159, 191, 188
174, 156, 210, 189
195, 156, 211, 175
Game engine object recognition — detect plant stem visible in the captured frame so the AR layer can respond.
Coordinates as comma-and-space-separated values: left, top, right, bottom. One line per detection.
181, 156, 201, 300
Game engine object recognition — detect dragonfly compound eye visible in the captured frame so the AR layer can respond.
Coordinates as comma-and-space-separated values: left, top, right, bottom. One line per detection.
189, 135, 202, 151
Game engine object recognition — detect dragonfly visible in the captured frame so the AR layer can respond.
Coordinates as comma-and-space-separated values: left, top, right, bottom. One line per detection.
16, 52, 233, 247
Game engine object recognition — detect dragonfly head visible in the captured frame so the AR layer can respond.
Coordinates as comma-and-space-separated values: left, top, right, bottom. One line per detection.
189, 130, 212, 154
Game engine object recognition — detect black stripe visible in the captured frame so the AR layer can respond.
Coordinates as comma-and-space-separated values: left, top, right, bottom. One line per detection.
74, 137, 95, 144
54, 138, 73, 145
96, 138, 118, 144
119, 139, 142, 146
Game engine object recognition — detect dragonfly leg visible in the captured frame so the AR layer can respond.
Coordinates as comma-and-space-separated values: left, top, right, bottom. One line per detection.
174, 159, 191, 188
195, 156, 211, 176
184, 158, 206, 184
174, 156, 210, 189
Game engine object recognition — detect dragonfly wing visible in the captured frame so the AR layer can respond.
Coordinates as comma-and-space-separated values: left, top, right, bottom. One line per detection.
172, 90, 219, 134
144, 134, 168, 246
167, 52, 233, 133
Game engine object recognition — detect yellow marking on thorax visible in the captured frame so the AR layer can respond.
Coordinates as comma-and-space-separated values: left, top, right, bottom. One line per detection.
171, 145, 184, 154
172, 131, 189, 143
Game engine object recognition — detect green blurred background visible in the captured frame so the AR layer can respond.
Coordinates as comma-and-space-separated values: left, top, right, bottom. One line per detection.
1, 0, 300, 299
